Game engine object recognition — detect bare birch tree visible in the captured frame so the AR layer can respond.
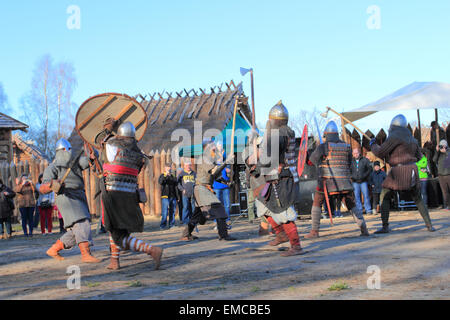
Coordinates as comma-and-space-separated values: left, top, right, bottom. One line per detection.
54, 62, 77, 139
19, 55, 77, 158
289, 107, 327, 139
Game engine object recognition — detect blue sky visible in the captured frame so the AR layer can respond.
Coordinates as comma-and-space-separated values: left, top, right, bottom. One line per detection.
1, 0, 449, 133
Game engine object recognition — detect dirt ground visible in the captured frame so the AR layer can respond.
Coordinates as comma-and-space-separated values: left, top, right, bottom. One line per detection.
0, 208, 449, 300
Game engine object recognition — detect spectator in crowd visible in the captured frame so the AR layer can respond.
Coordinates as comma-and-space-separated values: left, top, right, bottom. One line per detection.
416, 152, 430, 207
369, 161, 386, 214
176, 167, 184, 222
15, 174, 36, 238
212, 143, 232, 227
159, 163, 178, 229
333, 198, 343, 218
55, 206, 66, 234
0, 179, 16, 240
177, 160, 196, 225
36, 174, 55, 235
433, 140, 450, 210
351, 148, 373, 214
430, 121, 446, 149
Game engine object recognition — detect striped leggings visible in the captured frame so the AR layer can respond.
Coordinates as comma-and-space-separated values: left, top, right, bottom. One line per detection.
109, 230, 152, 260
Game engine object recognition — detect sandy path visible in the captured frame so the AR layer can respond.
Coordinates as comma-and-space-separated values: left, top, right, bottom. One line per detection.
0, 209, 448, 300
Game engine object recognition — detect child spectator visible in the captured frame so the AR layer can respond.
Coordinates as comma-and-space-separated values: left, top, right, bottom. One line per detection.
369, 161, 386, 214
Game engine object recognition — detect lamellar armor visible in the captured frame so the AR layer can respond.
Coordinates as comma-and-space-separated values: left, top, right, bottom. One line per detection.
319, 142, 353, 194
103, 137, 144, 193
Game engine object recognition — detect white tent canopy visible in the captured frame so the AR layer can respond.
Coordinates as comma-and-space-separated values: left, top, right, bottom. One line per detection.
342, 82, 450, 122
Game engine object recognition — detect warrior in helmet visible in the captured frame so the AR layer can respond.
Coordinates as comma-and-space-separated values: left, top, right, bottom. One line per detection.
98, 121, 163, 270
245, 101, 305, 256
42, 138, 101, 263
370, 114, 435, 234
305, 120, 370, 238
180, 138, 236, 241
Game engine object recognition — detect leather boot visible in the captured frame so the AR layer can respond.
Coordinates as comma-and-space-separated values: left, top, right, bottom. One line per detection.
304, 229, 319, 239
258, 226, 270, 236
360, 224, 370, 236
374, 225, 390, 234
107, 247, 120, 270
46, 239, 65, 261
79, 242, 101, 263
268, 231, 289, 246
148, 246, 163, 270
180, 224, 198, 241
280, 245, 306, 257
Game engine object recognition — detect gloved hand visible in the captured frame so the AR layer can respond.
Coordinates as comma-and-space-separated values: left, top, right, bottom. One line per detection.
51, 180, 64, 195
369, 138, 377, 147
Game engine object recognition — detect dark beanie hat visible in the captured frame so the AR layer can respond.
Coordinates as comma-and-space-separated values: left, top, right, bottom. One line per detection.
374, 161, 381, 166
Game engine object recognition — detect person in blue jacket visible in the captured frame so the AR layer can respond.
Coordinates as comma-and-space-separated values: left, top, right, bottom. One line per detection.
213, 143, 232, 228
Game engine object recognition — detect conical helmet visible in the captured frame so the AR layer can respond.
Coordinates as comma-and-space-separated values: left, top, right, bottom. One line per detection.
269, 100, 289, 121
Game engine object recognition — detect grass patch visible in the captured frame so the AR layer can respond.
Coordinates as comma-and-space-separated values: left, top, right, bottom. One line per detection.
85, 282, 101, 288
328, 282, 350, 291
210, 285, 226, 292
128, 280, 143, 287
250, 286, 260, 293
158, 282, 169, 286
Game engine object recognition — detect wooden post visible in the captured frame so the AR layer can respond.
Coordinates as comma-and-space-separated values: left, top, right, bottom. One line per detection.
340, 117, 349, 144
90, 167, 96, 216
83, 168, 91, 213
435, 108, 440, 145
417, 109, 422, 147
138, 166, 145, 213
148, 151, 155, 216
144, 164, 151, 215
153, 151, 161, 216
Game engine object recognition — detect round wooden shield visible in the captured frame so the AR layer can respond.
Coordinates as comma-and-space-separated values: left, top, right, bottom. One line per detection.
75, 93, 148, 148
297, 125, 308, 177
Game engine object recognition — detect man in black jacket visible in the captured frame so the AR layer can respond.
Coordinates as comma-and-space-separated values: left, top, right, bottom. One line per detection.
351, 148, 373, 215
159, 164, 178, 229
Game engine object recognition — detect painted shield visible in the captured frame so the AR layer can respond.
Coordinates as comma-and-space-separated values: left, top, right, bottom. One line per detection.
75, 93, 148, 148
297, 125, 308, 177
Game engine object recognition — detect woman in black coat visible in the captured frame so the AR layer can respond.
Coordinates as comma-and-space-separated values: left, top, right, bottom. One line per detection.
0, 179, 16, 239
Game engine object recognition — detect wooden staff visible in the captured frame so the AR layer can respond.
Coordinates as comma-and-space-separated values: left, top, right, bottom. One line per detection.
326, 106, 371, 140
323, 183, 334, 226
230, 97, 239, 156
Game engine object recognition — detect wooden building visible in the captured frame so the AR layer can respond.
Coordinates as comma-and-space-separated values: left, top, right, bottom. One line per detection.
0, 112, 28, 164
